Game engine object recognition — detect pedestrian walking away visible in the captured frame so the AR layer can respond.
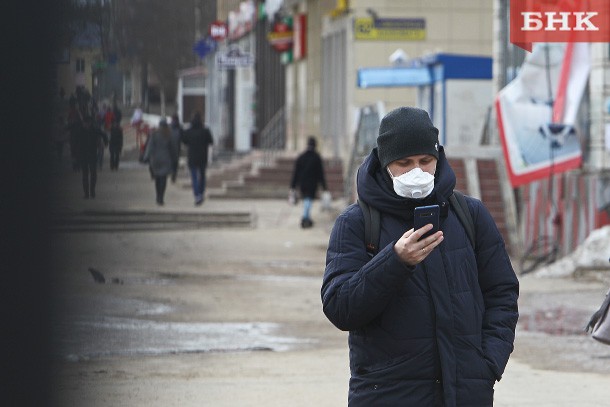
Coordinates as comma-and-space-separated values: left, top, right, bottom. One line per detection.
180, 112, 213, 206
321, 106, 519, 406
108, 119, 123, 170
142, 119, 177, 206
290, 136, 328, 228
67, 98, 82, 171
78, 115, 108, 199
130, 105, 144, 149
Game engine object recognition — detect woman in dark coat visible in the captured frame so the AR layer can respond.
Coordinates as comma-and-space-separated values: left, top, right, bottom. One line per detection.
108, 119, 123, 170
142, 119, 177, 205
321, 107, 519, 406
290, 136, 328, 228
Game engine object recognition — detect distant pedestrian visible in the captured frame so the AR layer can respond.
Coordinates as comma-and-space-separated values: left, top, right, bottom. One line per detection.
112, 103, 122, 125
67, 99, 82, 171
170, 113, 182, 183
108, 119, 123, 170
142, 119, 177, 205
290, 136, 327, 228
130, 105, 144, 149
103, 106, 114, 133
78, 115, 108, 199
53, 115, 68, 161
180, 112, 213, 205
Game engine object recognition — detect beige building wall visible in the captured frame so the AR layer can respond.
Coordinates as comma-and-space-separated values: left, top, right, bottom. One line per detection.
286, 0, 332, 152
57, 48, 101, 97
284, 0, 494, 157
350, 0, 494, 113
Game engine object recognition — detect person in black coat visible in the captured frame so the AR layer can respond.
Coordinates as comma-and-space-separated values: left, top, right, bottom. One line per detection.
181, 112, 213, 205
78, 115, 107, 199
108, 119, 123, 170
290, 136, 328, 228
321, 107, 519, 406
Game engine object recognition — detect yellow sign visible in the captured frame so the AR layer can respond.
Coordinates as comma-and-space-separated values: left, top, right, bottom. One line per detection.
354, 17, 426, 41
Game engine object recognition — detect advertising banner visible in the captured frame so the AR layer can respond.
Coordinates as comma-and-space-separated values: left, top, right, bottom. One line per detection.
510, 0, 610, 51
496, 43, 590, 187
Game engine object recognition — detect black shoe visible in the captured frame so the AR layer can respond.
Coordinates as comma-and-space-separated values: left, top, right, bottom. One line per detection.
90, 191, 95, 199
301, 218, 313, 228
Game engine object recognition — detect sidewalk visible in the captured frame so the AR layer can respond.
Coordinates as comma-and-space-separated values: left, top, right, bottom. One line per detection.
50, 153, 610, 406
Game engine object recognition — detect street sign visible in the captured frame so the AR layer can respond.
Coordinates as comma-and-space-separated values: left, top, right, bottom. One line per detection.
193, 37, 217, 59
216, 47, 254, 69
209, 20, 228, 41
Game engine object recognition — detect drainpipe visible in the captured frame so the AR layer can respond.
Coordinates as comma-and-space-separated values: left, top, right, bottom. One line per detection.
492, 0, 522, 256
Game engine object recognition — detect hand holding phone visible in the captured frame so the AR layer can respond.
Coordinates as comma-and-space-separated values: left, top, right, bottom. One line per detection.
414, 205, 440, 240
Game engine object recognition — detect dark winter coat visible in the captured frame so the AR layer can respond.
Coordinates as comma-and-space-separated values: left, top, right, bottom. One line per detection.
109, 126, 123, 152
290, 148, 327, 199
78, 124, 107, 165
321, 147, 519, 406
181, 124, 213, 167
143, 129, 177, 177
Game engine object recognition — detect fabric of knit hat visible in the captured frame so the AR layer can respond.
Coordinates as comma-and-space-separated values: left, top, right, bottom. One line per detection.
377, 107, 440, 168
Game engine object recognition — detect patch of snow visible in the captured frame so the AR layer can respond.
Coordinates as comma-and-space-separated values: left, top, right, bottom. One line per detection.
533, 226, 610, 278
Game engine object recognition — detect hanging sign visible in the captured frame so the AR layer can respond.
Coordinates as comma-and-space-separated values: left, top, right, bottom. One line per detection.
216, 47, 254, 69
268, 18, 293, 52
209, 21, 228, 41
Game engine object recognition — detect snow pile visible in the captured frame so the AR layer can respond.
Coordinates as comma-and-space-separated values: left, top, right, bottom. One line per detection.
533, 225, 610, 278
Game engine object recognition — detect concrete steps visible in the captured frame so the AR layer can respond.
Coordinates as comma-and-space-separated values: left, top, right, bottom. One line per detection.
448, 156, 508, 247
207, 153, 344, 200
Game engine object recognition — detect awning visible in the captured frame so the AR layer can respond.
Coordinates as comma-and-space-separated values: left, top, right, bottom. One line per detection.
357, 67, 432, 88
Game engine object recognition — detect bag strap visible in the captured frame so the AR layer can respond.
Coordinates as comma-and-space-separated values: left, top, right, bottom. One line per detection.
449, 190, 476, 251
358, 190, 475, 256
585, 290, 610, 333
358, 199, 380, 257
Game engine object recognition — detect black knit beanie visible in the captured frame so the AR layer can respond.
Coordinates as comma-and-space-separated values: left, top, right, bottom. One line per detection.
377, 107, 440, 168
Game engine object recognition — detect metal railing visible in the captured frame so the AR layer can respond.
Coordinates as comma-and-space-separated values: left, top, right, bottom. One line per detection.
254, 107, 286, 170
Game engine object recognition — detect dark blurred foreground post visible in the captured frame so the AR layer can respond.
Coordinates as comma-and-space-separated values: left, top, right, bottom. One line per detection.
1, 1, 61, 405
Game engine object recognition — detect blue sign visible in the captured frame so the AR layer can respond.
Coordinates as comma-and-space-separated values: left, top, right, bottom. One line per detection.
193, 37, 217, 58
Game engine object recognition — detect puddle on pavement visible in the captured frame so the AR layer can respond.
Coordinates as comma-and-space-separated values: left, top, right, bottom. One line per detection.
56, 317, 314, 361
518, 306, 591, 336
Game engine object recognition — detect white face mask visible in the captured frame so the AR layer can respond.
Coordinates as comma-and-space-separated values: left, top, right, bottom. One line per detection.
388, 167, 435, 199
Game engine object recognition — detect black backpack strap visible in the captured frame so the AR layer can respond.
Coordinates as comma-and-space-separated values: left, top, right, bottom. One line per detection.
449, 191, 476, 251
358, 198, 380, 256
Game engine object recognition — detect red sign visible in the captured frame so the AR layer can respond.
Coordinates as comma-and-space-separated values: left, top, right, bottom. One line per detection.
293, 14, 307, 60
209, 21, 228, 41
510, 0, 610, 52
267, 21, 293, 52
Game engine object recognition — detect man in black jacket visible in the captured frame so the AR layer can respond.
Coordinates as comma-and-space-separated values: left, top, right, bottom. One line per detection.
290, 136, 328, 228
181, 113, 213, 205
322, 107, 519, 406
78, 115, 107, 199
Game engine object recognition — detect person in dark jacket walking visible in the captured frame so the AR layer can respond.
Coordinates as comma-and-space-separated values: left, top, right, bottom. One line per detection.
321, 107, 519, 406
108, 119, 123, 170
290, 136, 328, 228
142, 119, 177, 206
78, 115, 108, 199
181, 113, 213, 205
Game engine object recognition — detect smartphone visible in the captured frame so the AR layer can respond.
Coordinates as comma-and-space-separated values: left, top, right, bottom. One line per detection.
414, 205, 440, 240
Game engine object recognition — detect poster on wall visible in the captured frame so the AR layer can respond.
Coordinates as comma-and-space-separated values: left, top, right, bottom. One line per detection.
496, 43, 590, 187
